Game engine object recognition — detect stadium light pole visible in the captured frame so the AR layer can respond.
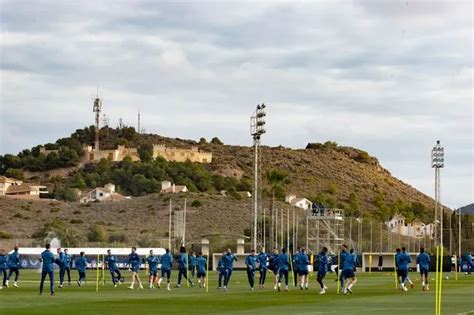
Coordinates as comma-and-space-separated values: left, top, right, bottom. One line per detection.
250, 103, 266, 250
431, 140, 445, 248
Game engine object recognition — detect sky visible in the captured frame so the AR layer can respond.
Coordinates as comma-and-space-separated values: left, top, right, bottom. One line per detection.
0, 1, 472, 209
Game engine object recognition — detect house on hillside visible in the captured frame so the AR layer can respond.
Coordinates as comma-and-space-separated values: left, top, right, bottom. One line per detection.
80, 183, 126, 203
285, 194, 312, 210
386, 213, 406, 229
0, 176, 22, 196
385, 214, 433, 239
160, 181, 188, 194
1, 176, 48, 198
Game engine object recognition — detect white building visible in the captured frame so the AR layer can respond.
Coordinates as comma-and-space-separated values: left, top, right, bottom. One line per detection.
0, 176, 23, 196
290, 197, 312, 210
160, 181, 188, 194
81, 183, 125, 203
385, 214, 434, 239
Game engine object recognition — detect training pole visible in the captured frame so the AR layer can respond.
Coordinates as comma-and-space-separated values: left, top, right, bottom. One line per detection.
435, 246, 439, 315
438, 246, 444, 315
169, 199, 172, 250
369, 255, 372, 274
102, 254, 105, 285
393, 254, 398, 289
206, 255, 209, 293
96, 254, 99, 292
336, 251, 341, 294
287, 208, 290, 253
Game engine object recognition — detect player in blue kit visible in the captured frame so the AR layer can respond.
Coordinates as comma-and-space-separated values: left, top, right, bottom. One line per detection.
342, 249, 357, 294
177, 246, 193, 287
338, 244, 349, 289
217, 251, 226, 289
269, 249, 280, 290
105, 249, 123, 287
293, 247, 301, 287
39, 244, 55, 295
127, 247, 143, 290
223, 248, 238, 292
416, 247, 431, 291
277, 248, 290, 292
56, 248, 66, 288
75, 251, 88, 287
297, 248, 309, 290
245, 249, 257, 290
257, 247, 269, 289
146, 249, 160, 289
6, 246, 20, 288
189, 251, 197, 284
396, 247, 412, 292
157, 248, 173, 291
63, 249, 72, 286
196, 252, 207, 288
0, 248, 8, 290
316, 247, 329, 294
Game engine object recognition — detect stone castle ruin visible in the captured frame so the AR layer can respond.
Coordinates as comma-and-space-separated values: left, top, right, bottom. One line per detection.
40, 144, 212, 164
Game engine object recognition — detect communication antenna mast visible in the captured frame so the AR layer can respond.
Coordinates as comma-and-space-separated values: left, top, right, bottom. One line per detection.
138, 109, 141, 134
93, 88, 102, 151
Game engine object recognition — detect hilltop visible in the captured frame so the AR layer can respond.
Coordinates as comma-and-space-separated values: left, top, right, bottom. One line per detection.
0, 126, 440, 247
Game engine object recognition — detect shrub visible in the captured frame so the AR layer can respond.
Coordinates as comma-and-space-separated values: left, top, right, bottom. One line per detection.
353, 150, 372, 163
32, 219, 80, 246
13, 213, 24, 219
70, 219, 83, 224
191, 200, 203, 207
210, 137, 223, 145
108, 233, 128, 243
0, 231, 13, 239
87, 224, 108, 242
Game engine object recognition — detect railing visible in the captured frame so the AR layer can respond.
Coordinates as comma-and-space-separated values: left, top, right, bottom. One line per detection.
307, 207, 344, 220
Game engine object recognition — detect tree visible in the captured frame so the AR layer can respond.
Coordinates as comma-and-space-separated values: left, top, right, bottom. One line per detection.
266, 169, 289, 241
5, 168, 24, 180
210, 137, 223, 145
138, 143, 154, 162
348, 192, 360, 216
198, 137, 207, 145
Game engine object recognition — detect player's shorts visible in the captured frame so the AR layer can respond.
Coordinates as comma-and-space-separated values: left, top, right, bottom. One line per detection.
161, 269, 171, 279
317, 271, 327, 279
419, 268, 428, 277
298, 270, 308, 276
197, 271, 206, 278
399, 269, 408, 279
131, 265, 140, 273
149, 270, 158, 277
342, 269, 355, 279
396, 270, 402, 277
270, 267, 278, 274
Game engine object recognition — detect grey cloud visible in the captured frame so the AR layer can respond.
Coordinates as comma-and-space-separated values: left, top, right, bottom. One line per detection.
0, 0, 472, 208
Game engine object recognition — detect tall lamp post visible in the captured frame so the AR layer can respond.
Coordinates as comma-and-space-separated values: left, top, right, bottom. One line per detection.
250, 104, 266, 250
431, 140, 445, 248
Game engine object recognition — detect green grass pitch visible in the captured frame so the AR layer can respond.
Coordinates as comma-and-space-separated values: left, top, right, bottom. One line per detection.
0, 270, 473, 314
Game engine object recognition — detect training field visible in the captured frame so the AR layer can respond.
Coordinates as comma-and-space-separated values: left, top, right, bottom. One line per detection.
0, 270, 473, 315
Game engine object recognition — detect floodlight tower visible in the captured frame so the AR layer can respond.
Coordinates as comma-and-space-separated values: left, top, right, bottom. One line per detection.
431, 140, 444, 248
250, 103, 266, 250
93, 94, 102, 151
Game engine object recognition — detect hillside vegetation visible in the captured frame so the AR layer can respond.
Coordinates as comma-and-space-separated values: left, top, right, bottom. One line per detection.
0, 125, 448, 248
